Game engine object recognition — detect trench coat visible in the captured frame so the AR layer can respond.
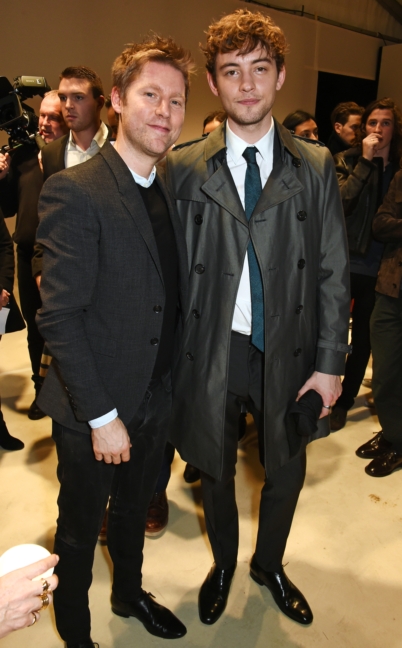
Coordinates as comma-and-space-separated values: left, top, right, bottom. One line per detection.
165, 121, 350, 479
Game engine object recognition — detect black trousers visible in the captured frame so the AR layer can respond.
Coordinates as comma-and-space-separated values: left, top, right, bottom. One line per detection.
336, 272, 377, 410
52, 375, 171, 644
371, 293, 402, 452
201, 332, 306, 573
16, 246, 44, 383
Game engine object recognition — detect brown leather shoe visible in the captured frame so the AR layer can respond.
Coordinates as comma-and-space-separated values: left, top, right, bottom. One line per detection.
145, 491, 168, 537
356, 431, 392, 459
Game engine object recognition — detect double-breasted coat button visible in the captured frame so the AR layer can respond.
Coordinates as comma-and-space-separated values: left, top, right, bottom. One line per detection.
297, 210, 307, 221
195, 264, 205, 274
150, 338, 159, 345
186, 352, 194, 361
298, 259, 306, 269
294, 348, 302, 357
195, 214, 203, 225
295, 305, 303, 314
292, 158, 301, 168
153, 305, 162, 313
192, 309, 200, 319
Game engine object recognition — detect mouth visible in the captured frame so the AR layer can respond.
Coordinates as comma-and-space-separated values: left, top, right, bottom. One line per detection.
149, 124, 170, 134
237, 98, 260, 106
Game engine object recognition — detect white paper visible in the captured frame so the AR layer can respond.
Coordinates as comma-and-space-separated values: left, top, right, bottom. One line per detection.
0, 307, 10, 335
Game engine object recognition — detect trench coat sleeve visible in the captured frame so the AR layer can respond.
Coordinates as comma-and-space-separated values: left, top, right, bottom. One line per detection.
373, 170, 402, 242
334, 152, 376, 217
36, 173, 116, 422
315, 152, 351, 376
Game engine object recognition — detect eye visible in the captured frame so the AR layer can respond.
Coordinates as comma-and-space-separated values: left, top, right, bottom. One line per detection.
171, 99, 183, 107
59, 95, 66, 102
225, 69, 238, 77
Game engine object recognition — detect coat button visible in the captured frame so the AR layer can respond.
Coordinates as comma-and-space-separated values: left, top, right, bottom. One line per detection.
298, 259, 306, 269
292, 158, 301, 168
195, 264, 205, 274
192, 309, 200, 319
153, 305, 162, 313
295, 305, 303, 314
294, 348, 302, 357
150, 338, 159, 345
186, 352, 194, 361
297, 210, 307, 221
195, 214, 203, 225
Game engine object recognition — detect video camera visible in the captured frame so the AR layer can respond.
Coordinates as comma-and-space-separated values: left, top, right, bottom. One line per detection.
0, 75, 51, 152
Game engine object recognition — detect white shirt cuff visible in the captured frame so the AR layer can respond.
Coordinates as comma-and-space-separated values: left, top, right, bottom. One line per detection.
89, 409, 118, 428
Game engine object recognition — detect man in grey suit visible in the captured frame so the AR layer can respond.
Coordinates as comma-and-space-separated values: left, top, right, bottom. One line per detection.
36, 36, 193, 648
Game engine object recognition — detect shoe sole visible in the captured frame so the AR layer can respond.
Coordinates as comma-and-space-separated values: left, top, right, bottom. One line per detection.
145, 525, 168, 538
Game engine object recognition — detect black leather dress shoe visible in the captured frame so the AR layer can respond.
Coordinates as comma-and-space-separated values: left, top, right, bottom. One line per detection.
111, 590, 186, 638
28, 398, 46, 420
66, 641, 99, 647
198, 562, 236, 625
250, 555, 313, 625
356, 431, 392, 459
183, 463, 200, 483
365, 450, 402, 477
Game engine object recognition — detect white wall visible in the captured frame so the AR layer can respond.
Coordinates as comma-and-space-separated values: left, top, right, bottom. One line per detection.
378, 43, 402, 106
0, 0, 384, 146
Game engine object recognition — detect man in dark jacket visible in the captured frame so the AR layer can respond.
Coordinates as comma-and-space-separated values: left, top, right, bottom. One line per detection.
330, 98, 402, 431
326, 102, 364, 156
0, 91, 67, 419
356, 169, 402, 475
166, 9, 350, 628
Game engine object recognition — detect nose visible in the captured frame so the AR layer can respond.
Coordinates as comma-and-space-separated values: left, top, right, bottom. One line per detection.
374, 123, 382, 132
239, 71, 255, 93
156, 99, 170, 119
65, 97, 73, 110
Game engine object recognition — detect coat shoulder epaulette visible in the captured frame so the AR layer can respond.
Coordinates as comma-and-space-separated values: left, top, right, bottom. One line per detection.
172, 136, 206, 151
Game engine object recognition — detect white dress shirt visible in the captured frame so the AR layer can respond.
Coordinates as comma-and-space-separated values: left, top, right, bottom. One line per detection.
65, 121, 109, 169
225, 119, 275, 334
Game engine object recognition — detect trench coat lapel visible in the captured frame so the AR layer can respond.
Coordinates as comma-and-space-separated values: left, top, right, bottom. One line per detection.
99, 142, 164, 285
201, 164, 248, 226
253, 159, 304, 217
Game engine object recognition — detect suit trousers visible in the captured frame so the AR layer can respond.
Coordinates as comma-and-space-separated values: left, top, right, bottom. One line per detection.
371, 293, 402, 452
52, 374, 171, 643
16, 245, 44, 382
336, 272, 377, 410
201, 331, 306, 572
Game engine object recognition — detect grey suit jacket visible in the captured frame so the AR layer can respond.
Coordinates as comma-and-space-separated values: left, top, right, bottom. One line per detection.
36, 141, 188, 433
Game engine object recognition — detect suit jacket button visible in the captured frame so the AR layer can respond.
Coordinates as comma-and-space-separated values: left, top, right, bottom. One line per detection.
292, 158, 301, 168
150, 338, 159, 345
297, 210, 307, 221
186, 352, 194, 361
195, 214, 203, 225
195, 264, 205, 274
153, 305, 162, 313
298, 259, 306, 269
295, 305, 303, 314
294, 348, 302, 357
192, 309, 200, 319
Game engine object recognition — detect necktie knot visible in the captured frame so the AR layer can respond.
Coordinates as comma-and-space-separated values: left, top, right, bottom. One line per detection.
243, 146, 259, 165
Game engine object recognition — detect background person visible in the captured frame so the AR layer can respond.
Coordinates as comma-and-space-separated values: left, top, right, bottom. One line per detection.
327, 101, 364, 155
282, 110, 318, 139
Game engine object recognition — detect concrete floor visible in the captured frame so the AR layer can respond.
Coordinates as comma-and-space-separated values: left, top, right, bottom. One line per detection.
1, 326, 401, 648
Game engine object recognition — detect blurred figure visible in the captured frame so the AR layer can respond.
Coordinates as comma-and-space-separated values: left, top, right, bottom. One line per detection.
203, 109, 227, 135
0, 215, 26, 451
282, 110, 318, 139
105, 95, 119, 140
327, 101, 364, 155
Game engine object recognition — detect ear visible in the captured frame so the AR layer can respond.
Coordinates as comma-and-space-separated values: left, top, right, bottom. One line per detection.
97, 95, 105, 110
206, 71, 219, 98
276, 66, 286, 91
334, 122, 342, 135
111, 87, 122, 114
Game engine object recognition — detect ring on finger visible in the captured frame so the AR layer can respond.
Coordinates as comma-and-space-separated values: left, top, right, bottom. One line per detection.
322, 404, 331, 410
41, 579, 50, 593
39, 593, 50, 610
29, 611, 37, 627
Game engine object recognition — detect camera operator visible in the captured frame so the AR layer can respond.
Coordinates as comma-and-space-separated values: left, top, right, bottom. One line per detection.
0, 90, 68, 420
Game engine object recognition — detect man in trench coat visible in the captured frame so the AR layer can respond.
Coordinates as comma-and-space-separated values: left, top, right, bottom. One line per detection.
165, 9, 350, 627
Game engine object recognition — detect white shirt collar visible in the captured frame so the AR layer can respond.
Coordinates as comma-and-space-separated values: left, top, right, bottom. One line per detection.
128, 166, 156, 188
226, 117, 275, 165
67, 121, 109, 151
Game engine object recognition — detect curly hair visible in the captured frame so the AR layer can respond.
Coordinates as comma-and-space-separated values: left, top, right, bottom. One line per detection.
201, 9, 288, 79
362, 97, 402, 165
112, 34, 195, 102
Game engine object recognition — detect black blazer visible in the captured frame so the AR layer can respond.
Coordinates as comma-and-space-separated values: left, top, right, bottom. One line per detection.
0, 216, 25, 333
36, 141, 188, 433
41, 134, 68, 181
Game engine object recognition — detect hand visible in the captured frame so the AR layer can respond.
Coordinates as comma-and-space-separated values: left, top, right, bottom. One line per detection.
0, 554, 59, 639
35, 274, 41, 290
296, 371, 342, 419
0, 153, 10, 180
0, 289, 10, 309
91, 417, 131, 464
362, 133, 381, 161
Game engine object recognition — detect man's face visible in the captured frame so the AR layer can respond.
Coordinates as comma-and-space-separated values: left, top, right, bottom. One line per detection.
334, 114, 361, 146
207, 47, 285, 139
38, 95, 68, 143
364, 108, 394, 153
294, 119, 318, 140
111, 61, 186, 160
58, 78, 103, 134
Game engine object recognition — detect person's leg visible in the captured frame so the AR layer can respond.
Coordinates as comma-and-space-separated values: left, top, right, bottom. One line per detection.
52, 422, 113, 644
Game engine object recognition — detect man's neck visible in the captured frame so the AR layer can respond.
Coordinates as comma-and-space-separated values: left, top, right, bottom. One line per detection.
227, 113, 273, 144
71, 120, 101, 151
114, 132, 158, 179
